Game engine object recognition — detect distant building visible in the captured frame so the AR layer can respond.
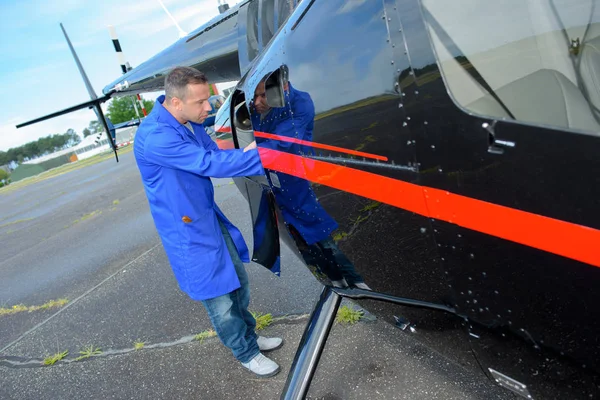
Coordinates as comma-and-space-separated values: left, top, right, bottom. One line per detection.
73, 126, 137, 160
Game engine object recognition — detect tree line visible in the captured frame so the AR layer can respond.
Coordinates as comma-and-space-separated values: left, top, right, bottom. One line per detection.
0, 96, 154, 167
0, 130, 81, 166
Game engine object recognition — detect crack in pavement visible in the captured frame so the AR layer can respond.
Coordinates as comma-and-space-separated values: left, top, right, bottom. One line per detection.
0, 314, 310, 369
0, 244, 160, 354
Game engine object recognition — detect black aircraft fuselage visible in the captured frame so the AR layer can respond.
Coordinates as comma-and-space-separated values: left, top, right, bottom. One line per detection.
204, 1, 600, 398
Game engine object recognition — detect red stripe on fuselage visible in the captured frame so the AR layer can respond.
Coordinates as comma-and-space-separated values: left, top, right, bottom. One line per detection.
258, 148, 600, 268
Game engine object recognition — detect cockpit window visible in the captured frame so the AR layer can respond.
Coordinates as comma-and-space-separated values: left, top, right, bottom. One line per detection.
247, 0, 260, 61
277, 0, 295, 28
262, 0, 276, 46
421, 0, 600, 135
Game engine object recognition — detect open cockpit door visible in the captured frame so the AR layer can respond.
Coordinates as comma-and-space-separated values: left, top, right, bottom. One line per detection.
214, 89, 285, 276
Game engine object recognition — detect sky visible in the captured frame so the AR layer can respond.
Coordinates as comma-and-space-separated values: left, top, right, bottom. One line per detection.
0, 0, 242, 152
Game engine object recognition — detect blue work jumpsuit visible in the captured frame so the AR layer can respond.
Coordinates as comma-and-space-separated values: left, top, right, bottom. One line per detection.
134, 95, 265, 363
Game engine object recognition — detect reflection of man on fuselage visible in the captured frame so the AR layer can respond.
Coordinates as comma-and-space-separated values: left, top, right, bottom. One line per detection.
250, 79, 370, 290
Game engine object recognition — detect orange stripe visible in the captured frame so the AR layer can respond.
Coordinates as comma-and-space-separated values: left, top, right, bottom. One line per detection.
216, 138, 235, 150
254, 131, 389, 162
258, 148, 600, 268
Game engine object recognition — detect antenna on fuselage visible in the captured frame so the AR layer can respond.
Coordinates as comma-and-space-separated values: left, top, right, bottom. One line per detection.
217, 0, 230, 14
157, 0, 188, 38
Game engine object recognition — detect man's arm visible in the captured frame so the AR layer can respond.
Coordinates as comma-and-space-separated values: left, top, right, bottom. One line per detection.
195, 122, 257, 154
193, 123, 221, 152
144, 126, 264, 178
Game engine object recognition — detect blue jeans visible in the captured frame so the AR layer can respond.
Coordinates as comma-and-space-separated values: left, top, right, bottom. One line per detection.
201, 220, 260, 364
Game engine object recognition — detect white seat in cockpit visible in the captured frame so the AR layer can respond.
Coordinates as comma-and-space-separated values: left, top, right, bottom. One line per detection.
579, 23, 600, 119
424, 0, 600, 136
467, 68, 600, 133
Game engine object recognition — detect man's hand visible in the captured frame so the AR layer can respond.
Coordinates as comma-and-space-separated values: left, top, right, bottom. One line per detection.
243, 141, 257, 152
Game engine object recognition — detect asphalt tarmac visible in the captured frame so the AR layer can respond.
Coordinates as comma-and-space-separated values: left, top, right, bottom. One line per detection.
0, 149, 515, 399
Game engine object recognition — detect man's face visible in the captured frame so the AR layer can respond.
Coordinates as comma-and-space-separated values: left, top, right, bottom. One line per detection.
179, 83, 212, 124
253, 81, 270, 114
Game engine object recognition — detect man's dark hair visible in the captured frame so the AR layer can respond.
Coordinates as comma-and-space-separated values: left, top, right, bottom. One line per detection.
165, 67, 208, 101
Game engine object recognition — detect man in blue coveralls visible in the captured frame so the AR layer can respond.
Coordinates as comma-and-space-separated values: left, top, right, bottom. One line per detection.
134, 66, 282, 377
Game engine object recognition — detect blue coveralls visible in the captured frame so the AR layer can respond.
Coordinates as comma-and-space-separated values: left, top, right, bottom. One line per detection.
134, 95, 265, 363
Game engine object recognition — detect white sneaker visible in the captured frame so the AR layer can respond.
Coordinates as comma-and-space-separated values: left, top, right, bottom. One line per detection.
331, 278, 349, 288
241, 353, 280, 377
354, 282, 372, 291
257, 336, 283, 351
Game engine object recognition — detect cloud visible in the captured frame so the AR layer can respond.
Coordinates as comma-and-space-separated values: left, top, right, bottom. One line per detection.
336, 0, 369, 15
0, 109, 95, 152
119, 0, 220, 38
37, 0, 86, 16
0, 63, 68, 98
44, 38, 97, 53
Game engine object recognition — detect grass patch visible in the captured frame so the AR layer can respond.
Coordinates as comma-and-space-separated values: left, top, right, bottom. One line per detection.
73, 210, 102, 225
0, 298, 68, 317
194, 329, 217, 343
112, 199, 120, 205
336, 305, 364, 325
0, 218, 34, 229
361, 201, 381, 212
332, 231, 349, 242
134, 340, 145, 350
43, 350, 68, 365
251, 312, 273, 330
75, 345, 102, 361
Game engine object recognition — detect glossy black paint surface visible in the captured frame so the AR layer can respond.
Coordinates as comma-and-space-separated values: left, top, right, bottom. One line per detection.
217, 0, 600, 398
